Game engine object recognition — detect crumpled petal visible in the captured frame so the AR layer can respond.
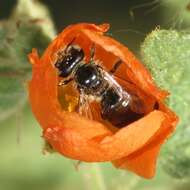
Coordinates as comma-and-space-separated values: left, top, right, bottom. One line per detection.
112, 106, 176, 178
28, 23, 178, 178
43, 110, 168, 162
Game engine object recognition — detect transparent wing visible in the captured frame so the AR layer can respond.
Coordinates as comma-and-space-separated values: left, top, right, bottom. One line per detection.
77, 90, 103, 122
103, 70, 149, 114
77, 91, 93, 120
96, 60, 131, 105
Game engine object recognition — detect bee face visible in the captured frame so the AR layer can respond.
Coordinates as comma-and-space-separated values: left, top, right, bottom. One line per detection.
55, 45, 84, 77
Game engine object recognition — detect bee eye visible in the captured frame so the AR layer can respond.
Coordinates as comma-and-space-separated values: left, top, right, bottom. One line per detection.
66, 56, 72, 61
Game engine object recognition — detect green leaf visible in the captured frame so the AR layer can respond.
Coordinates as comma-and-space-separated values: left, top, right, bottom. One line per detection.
0, 70, 26, 121
0, 0, 56, 122
141, 29, 190, 178
161, 0, 190, 28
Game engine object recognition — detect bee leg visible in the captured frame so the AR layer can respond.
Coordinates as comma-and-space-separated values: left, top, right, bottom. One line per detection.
110, 59, 122, 74
77, 93, 93, 120
73, 160, 82, 171
58, 78, 73, 86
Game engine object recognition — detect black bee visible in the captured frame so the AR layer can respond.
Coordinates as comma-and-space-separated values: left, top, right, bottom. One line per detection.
55, 40, 144, 128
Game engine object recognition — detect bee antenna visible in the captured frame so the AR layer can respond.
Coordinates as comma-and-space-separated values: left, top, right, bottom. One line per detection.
65, 37, 77, 53
90, 43, 96, 61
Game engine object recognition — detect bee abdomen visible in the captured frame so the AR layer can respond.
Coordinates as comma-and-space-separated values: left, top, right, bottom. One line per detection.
101, 88, 144, 128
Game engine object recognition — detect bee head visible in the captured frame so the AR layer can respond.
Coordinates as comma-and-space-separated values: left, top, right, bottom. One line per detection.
55, 45, 84, 78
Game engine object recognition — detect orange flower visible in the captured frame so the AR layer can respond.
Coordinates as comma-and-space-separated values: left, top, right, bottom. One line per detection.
28, 23, 178, 178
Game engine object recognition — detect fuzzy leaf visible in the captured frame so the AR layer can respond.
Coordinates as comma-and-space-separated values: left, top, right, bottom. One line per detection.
161, 0, 190, 28
141, 29, 190, 178
0, 0, 56, 122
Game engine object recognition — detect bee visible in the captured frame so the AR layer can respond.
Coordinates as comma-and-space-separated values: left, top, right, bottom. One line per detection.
55, 39, 144, 128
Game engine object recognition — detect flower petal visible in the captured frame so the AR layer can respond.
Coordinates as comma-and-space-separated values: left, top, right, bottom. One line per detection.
28, 23, 178, 178
112, 110, 175, 178
113, 143, 163, 178
43, 110, 168, 162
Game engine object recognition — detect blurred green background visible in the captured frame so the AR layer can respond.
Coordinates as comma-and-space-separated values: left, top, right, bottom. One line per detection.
1, 0, 185, 52
0, 0, 190, 190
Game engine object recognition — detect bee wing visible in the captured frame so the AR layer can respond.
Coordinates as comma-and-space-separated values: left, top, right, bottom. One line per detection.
77, 92, 93, 120
102, 69, 131, 102
77, 91, 103, 122
94, 60, 128, 97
